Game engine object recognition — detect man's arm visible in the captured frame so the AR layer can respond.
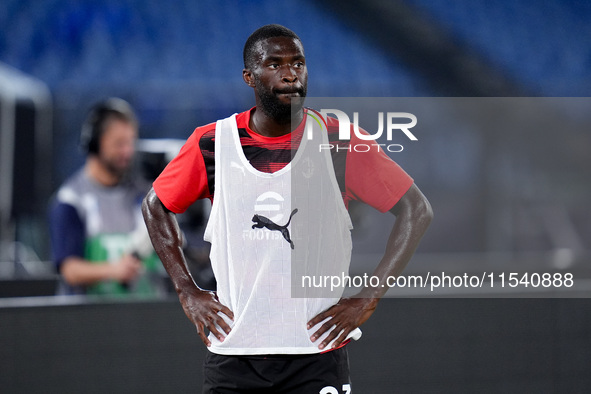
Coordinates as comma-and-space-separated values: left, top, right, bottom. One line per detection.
307, 183, 433, 349
141, 188, 233, 346
61, 255, 141, 285
49, 200, 142, 286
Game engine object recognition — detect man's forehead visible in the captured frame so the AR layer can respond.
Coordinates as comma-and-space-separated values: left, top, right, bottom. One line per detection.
254, 36, 305, 59
103, 117, 137, 136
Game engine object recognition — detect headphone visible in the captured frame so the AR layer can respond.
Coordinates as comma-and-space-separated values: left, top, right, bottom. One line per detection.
80, 98, 137, 155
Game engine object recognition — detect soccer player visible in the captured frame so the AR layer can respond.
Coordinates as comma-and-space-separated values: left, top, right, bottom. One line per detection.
143, 24, 432, 392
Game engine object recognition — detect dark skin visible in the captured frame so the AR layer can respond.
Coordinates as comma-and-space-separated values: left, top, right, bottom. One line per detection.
306, 184, 432, 349
243, 36, 307, 136
143, 189, 233, 346
142, 36, 433, 349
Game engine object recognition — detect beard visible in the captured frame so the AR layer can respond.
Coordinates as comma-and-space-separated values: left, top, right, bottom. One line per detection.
255, 78, 307, 124
98, 153, 132, 181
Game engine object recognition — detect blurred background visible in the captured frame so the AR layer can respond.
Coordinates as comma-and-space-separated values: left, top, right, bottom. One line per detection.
1, 0, 590, 392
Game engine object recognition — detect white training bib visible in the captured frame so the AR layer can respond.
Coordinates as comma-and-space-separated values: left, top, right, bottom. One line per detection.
204, 112, 360, 355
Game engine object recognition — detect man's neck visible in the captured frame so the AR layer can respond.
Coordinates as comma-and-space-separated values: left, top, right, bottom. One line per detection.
85, 157, 120, 187
249, 107, 304, 138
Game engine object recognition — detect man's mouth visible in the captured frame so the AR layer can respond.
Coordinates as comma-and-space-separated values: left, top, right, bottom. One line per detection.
276, 89, 301, 97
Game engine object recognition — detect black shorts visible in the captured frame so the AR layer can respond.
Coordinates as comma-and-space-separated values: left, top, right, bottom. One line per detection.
202, 347, 352, 394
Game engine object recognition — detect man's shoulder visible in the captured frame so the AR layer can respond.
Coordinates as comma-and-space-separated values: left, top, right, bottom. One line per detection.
56, 169, 87, 199
52, 170, 86, 215
190, 110, 250, 152
191, 121, 216, 141
192, 110, 250, 138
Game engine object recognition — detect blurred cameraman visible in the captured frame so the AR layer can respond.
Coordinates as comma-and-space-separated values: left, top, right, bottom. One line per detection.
49, 98, 164, 296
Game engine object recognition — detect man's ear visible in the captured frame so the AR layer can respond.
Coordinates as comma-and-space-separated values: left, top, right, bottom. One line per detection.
243, 69, 255, 87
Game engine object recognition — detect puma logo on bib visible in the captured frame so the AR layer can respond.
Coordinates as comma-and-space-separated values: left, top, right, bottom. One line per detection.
251, 209, 298, 249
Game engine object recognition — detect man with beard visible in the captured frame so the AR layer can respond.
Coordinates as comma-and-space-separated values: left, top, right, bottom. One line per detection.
49, 98, 162, 296
143, 24, 432, 392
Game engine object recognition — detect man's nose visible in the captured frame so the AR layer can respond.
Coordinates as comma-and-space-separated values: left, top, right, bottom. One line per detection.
281, 66, 298, 83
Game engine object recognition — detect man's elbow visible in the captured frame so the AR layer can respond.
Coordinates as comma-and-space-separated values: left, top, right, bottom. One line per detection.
142, 188, 160, 223
414, 193, 433, 231
60, 257, 88, 286
397, 184, 433, 231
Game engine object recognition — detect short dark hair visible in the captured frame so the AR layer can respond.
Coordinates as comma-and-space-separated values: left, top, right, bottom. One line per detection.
80, 98, 137, 155
243, 24, 301, 69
